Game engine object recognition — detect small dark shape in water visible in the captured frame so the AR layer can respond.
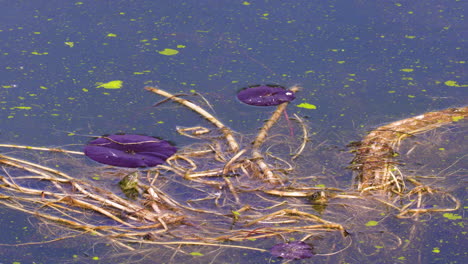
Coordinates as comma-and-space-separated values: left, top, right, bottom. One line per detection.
84, 134, 177, 168
237, 84, 295, 106
270, 241, 314, 260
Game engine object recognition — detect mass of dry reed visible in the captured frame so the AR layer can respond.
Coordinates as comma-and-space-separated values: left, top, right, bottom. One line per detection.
0, 86, 464, 258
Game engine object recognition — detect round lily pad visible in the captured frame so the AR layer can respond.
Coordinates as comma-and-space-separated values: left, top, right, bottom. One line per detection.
237, 84, 295, 106
84, 134, 177, 168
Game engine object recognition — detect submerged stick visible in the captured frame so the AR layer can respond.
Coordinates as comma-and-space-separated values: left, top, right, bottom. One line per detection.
251, 85, 301, 184
252, 85, 301, 150
291, 113, 309, 160
145, 86, 239, 152
0, 144, 83, 155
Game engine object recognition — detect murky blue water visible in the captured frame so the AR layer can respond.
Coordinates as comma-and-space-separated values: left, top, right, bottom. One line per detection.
0, 1, 466, 263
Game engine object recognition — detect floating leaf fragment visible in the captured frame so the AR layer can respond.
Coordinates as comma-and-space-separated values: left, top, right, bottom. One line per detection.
96, 80, 123, 89
159, 48, 179, 55
400, 68, 414, 72
365, 220, 379, 226
444, 80, 468, 87
31, 51, 48, 55
10, 106, 32, 110
443, 213, 462, 220
296, 103, 317, 109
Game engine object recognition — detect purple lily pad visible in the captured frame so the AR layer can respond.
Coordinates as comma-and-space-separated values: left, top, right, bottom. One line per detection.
270, 241, 314, 260
237, 84, 295, 106
84, 134, 177, 168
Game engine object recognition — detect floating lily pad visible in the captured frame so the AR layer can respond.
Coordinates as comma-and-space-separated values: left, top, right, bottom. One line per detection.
237, 84, 295, 106
84, 134, 177, 168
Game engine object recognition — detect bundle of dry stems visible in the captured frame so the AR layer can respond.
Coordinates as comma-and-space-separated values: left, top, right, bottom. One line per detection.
0, 86, 465, 256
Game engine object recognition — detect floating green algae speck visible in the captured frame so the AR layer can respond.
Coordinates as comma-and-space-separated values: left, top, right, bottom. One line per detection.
106, 33, 117, 37
65, 42, 74, 47
443, 213, 462, 220
400, 68, 414, 72
444, 80, 468, 87
133, 70, 151, 75
11, 106, 32, 110
31, 51, 48, 55
96, 80, 123, 89
159, 48, 179, 55
365, 220, 379, 227
296, 103, 317, 109
432, 247, 440, 253
190, 252, 204, 256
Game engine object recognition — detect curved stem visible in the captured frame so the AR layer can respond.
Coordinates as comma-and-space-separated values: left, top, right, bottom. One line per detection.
251, 85, 301, 184
145, 86, 239, 152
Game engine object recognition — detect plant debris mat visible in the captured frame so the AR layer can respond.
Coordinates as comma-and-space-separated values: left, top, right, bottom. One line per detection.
0, 86, 466, 262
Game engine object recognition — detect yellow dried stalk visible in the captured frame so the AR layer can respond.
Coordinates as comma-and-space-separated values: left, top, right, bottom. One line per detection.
291, 113, 309, 160
0, 155, 182, 231
251, 85, 301, 184
145, 86, 239, 152
0, 144, 84, 155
